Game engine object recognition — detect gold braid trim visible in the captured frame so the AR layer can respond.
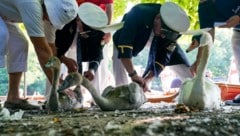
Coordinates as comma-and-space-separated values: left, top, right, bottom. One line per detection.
118, 45, 133, 54
155, 62, 165, 70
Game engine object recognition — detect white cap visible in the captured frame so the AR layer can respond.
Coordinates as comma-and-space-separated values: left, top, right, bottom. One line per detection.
92, 22, 124, 33
44, 0, 78, 30
160, 2, 190, 32
78, 2, 108, 28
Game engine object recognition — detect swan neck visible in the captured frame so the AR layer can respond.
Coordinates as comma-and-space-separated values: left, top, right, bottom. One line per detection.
52, 68, 60, 90
196, 45, 210, 79
81, 78, 109, 106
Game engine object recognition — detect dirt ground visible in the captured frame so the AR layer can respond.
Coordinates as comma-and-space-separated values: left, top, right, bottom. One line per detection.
1, 102, 240, 136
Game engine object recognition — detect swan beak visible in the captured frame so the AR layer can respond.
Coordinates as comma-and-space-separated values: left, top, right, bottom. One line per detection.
186, 40, 199, 53
58, 81, 71, 93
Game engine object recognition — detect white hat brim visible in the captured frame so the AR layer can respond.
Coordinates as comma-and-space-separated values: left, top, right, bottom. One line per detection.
180, 28, 212, 35
78, 2, 108, 28
92, 22, 124, 33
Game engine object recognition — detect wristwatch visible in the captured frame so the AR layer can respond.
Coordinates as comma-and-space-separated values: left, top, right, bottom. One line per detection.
128, 70, 137, 77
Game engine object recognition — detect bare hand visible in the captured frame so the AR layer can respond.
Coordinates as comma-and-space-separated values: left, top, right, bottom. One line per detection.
219, 15, 240, 28
131, 75, 150, 92
143, 70, 154, 83
102, 33, 111, 45
60, 56, 78, 73
83, 70, 95, 81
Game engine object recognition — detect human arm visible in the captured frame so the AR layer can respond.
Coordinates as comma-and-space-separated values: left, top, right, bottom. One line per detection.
30, 37, 54, 83
54, 18, 78, 72
120, 58, 149, 92
219, 15, 240, 28
83, 70, 95, 81
102, 3, 113, 44
49, 42, 78, 73
83, 61, 100, 81
59, 56, 78, 73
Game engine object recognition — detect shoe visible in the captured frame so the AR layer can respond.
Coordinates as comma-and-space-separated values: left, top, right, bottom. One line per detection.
4, 99, 41, 110
225, 94, 240, 106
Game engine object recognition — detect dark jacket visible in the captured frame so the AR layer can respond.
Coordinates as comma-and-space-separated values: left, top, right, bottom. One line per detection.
113, 3, 190, 77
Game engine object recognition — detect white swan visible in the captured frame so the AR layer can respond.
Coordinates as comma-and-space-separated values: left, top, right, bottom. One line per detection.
178, 29, 221, 110
58, 72, 147, 111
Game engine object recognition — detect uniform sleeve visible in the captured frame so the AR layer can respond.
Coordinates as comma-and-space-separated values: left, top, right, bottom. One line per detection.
198, 0, 215, 28
116, 13, 138, 58
55, 18, 77, 58
89, 61, 100, 72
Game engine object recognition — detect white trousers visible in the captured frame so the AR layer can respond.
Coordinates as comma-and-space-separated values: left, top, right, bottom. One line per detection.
112, 45, 192, 87
232, 30, 240, 80
112, 45, 131, 86
92, 44, 115, 93
0, 17, 28, 73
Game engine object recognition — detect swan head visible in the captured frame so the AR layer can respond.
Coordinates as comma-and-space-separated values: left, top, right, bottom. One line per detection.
58, 72, 83, 93
181, 28, 213, 53
45, 56, 61, 69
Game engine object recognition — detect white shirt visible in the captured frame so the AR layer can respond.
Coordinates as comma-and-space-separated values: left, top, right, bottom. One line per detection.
0, 0, 56, 41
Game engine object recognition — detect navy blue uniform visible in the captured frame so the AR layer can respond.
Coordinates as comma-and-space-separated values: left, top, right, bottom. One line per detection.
55, 17, 105, 73
55, 18, 77, 59
198, 0, 240, 29
77, 24, 105, 74
113, 3, 190, 77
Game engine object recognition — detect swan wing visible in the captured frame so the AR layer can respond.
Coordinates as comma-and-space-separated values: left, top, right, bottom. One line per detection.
128, 83, 146, 104
101, 86, 114, 97
204, 80, 221, 109
178, 80, 194, 104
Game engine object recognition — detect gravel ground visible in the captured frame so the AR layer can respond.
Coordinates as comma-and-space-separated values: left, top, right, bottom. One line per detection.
0, 102, 240, 136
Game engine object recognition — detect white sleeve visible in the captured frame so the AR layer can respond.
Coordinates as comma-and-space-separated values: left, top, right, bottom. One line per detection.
43, 20, 56, 44
18, 2, 45, 37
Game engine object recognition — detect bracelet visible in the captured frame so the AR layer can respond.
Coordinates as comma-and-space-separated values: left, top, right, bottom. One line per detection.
128, 70, 137, 77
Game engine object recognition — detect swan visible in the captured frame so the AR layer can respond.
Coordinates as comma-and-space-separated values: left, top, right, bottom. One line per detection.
58, 72, 147, 111
45, 56, 61, 112
45, 56, 83, 112
178, 28, 221, 110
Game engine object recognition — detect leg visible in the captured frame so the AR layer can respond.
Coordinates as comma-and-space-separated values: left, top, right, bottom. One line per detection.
112, 45, 130, 86
167, 64, 192, 81
6, 23, 28, 102
92, 44, 115, 93
7, 72, 23, 102
231, 30, 240, 81
0, 17, 8, 67
167, 44, 193, 81
4, 23, 39, 110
